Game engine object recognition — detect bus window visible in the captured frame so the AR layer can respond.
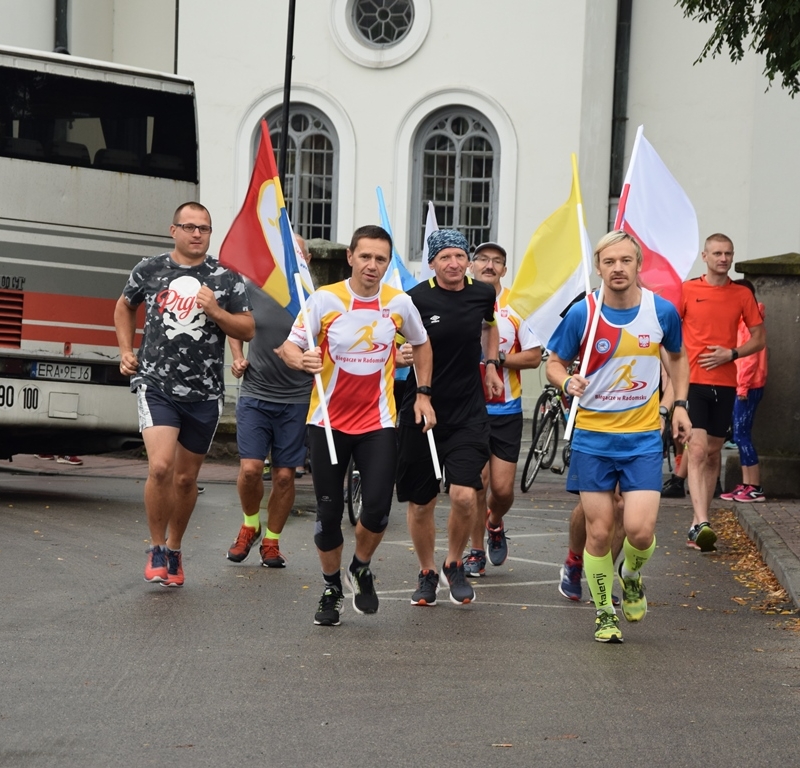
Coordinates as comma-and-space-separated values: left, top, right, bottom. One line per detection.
0, 63, 197, 182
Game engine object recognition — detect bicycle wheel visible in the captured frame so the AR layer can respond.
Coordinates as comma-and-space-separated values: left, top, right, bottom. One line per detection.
540, 412, 560, 470
520, 411, 557, 492
531, 389, 551, 440
346, 458, 363, 526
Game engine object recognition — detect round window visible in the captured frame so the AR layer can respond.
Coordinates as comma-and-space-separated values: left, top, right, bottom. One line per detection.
352, 0, 414, 47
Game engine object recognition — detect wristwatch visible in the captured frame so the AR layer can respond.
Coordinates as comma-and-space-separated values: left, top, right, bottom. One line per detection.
673, 399, 690, 412
484, 359, 500, 368
659, 405, 669, 418
416, 385, 433, 396
498, 351, 506, 366
731, 348, 739, 361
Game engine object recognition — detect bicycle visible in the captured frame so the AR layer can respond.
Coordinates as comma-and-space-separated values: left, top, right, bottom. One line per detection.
520, 382, 572, 492
344, 457, 363, 526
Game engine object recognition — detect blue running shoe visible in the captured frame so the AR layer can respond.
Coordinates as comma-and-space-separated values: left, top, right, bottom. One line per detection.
558, 562, 582, 601
463, 548, 486, 577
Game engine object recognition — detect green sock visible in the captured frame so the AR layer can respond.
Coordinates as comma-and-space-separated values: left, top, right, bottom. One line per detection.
583, 550, 616, 613
265, 528, 280, 541
622, 536, 656, 578
244, 513, 260, 530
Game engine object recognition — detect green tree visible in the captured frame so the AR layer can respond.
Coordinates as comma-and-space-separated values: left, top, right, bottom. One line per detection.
677, 0, 800, 96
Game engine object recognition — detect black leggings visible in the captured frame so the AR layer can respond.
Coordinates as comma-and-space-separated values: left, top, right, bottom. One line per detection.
308, 426, 397, 551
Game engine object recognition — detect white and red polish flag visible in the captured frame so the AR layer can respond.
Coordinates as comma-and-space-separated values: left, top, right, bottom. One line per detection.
614, 126, 698, 306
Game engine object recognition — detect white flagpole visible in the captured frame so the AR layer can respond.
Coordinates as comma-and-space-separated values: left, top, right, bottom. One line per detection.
563, 281, 605, 441
411, 364, 442, 480
293, 273, 338, 465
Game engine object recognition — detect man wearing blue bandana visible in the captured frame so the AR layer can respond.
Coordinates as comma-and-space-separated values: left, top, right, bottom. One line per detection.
396, 229, 504, 606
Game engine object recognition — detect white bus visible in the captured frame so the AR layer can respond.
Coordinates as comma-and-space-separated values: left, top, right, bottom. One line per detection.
0, 45, 199, 459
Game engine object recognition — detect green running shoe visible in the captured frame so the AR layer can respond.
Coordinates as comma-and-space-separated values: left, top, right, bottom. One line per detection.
617, 562, 647, 622
594, 610, 623, 643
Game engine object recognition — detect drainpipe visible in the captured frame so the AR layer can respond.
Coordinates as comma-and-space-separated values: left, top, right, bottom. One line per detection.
55, 0, 69, 54
608, 0, 632, 229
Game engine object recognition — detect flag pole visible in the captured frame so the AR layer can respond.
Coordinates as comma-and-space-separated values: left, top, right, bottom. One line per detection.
293, 273, 338, 465
278, 0, 297, 189
572, 154, 593, 294
563, 281, 605, 441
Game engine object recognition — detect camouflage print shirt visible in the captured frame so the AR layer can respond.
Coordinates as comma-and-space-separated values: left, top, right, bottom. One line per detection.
122, 252, 250, 402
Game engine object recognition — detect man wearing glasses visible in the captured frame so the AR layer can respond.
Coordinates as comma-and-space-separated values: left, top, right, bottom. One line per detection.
114, 202, 254, 587
464, 242, 542, 576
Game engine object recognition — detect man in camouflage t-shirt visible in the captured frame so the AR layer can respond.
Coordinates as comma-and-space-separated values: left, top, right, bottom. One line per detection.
114, 201, 253, 587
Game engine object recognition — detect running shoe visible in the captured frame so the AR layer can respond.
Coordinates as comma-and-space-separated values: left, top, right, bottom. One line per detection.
162, 549, 184, 587
314, 586, 344, 626
196, 485, 205, 494
486, 517, 509, 566
441, 560, 475, 605
411, 569, 439, 606
56, 455, 83, 465
259, 539, 287, 568
345, 566, 379, 614
687, 522, 717, 552
226, 524, 262, 562
594, 610, 623, 643
661, 475, 685, 498
719, 483, 746, 502
144, 545, 168, 583
558, 562, 582, 601
617, 562, 646, 622
464, 548, 487, 577
732, 485, 766, 503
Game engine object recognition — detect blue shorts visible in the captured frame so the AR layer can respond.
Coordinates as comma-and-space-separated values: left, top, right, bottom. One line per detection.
566, 449, 663, 493
137, 384, 222, 455
235, 396, 308, 467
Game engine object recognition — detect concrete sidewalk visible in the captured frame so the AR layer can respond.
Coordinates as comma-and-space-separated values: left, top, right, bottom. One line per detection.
3, 450, 799, 610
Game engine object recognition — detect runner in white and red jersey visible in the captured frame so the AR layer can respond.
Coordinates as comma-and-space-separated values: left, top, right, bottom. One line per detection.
278, 225, 434, 627
464, 242, 542, 576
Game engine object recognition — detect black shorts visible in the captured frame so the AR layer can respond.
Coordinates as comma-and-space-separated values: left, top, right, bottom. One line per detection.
488, 413, 524, 463
396, 421, 490, 505
688, 384, 736, 438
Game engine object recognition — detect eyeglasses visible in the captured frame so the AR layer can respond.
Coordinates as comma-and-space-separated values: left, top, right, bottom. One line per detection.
473, 255, 505, 267
174, 223, 212, 234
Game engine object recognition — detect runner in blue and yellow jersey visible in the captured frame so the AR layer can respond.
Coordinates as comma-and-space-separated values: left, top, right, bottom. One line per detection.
546, 230, 691, 643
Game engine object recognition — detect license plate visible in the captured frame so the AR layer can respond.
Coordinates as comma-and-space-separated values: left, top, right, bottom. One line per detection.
32, 362, 92, 382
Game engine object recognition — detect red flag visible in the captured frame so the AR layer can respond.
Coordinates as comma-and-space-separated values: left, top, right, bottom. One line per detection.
615, 127, 698, 307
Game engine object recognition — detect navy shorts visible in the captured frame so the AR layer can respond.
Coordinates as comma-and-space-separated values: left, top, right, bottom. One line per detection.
488, 412, 524, 463
236, 396, 308, 467
566, 449, 663, 494
688, 384, 736, 438
396, 421, 490, 505
137, 384, 222, 455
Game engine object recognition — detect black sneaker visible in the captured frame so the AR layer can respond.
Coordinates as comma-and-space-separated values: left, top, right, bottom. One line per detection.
345, 566, 379, 614
441, 560, 475, 605
411, 569, 439, 606
687, 521, 717, 552
661, 475, 685, 498
314, 586, 344, 626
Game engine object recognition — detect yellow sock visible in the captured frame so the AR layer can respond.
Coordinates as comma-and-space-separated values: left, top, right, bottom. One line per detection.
265, 528, 280, 541
622, 536, 655, 577
244, 513, 260, 529
583, 550, 616, 612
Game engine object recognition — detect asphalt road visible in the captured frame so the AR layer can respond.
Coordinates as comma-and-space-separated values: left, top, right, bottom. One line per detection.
1, 468, 798, 767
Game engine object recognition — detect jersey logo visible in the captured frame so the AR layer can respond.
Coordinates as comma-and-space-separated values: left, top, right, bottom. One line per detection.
595, 338, 611, 354
382, 308, 390, 318
604, 360, 648, 393
429, 315, 441, 324
500, 309, 508, 318
348, 321, 389, 353
156, 275, 206, 340
638, 334, 651, 348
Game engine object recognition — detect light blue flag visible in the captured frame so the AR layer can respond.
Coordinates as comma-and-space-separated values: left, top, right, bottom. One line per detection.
377, 187, 417, 291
